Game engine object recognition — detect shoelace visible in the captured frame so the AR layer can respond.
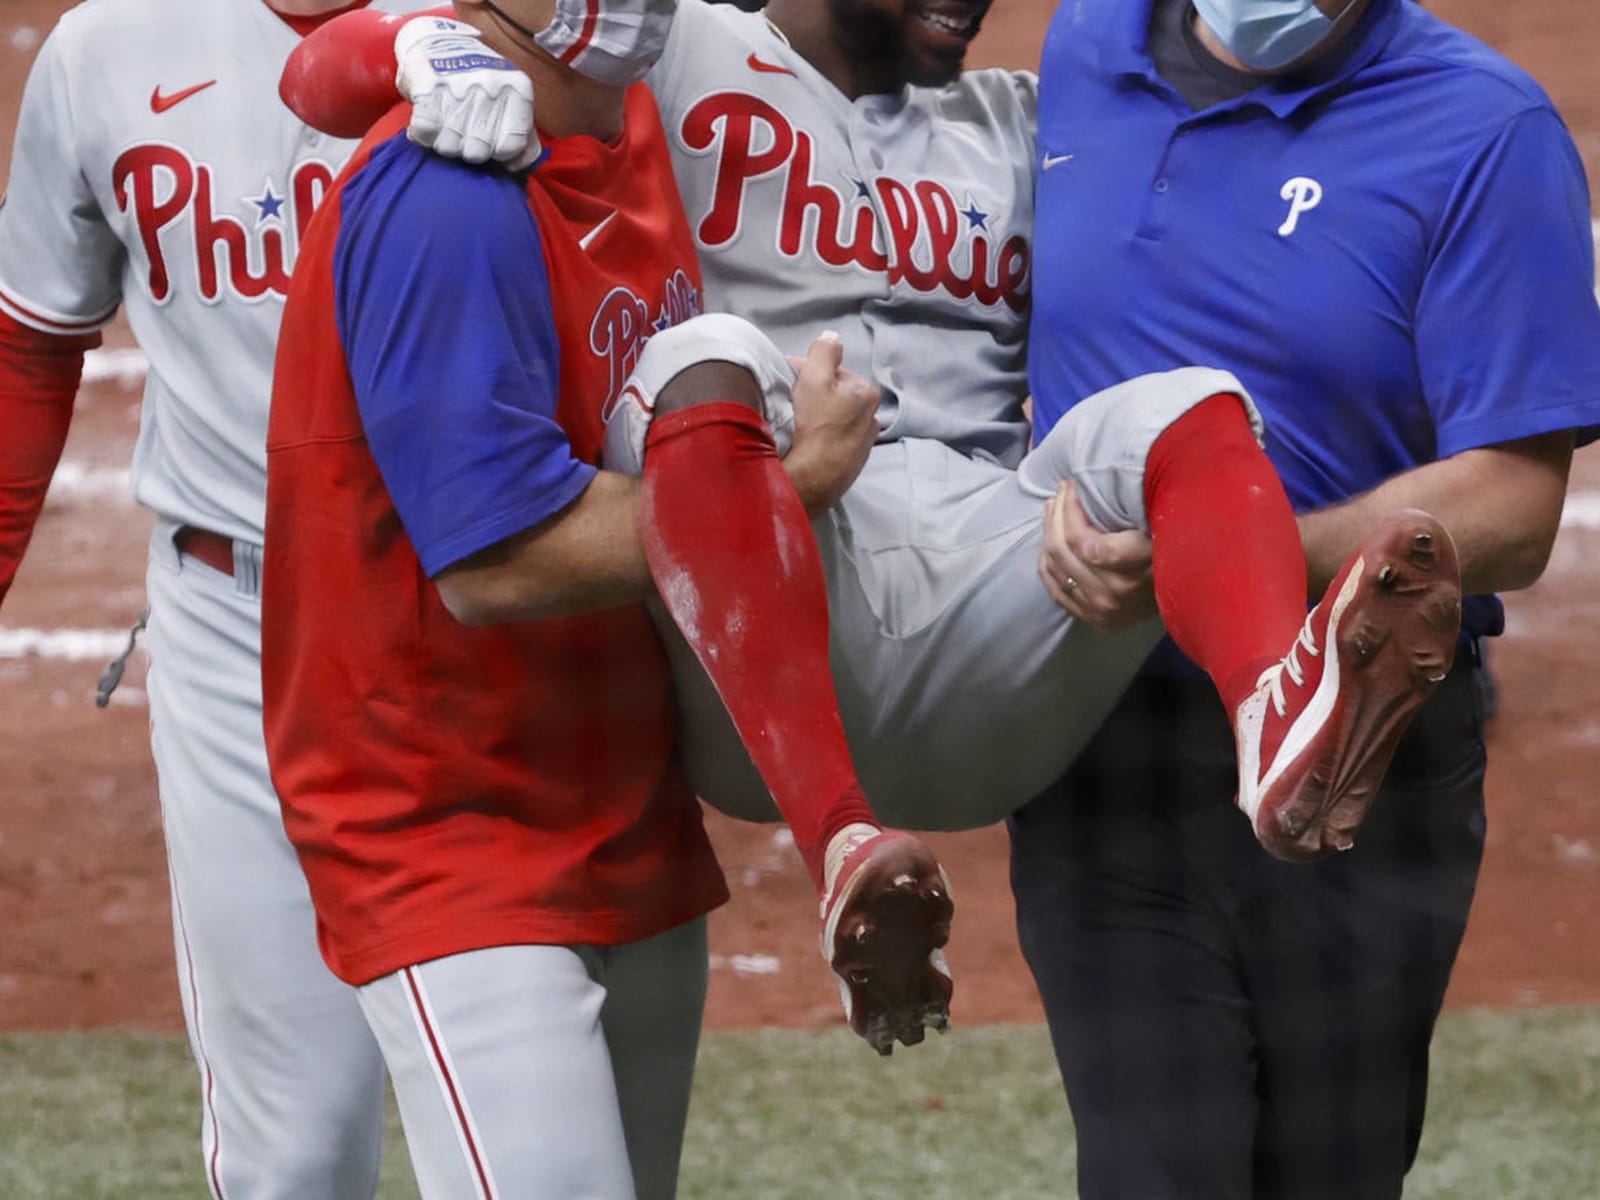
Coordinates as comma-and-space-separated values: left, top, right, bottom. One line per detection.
823, 828, 881, 903
1256, 611, 1323, 719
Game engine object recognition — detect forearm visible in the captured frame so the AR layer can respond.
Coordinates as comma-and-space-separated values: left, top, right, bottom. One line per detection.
0, 312, 96, 606
435, 471, 654, 625
1297, 431, 1576, 597
782, 445, 853, 517
279, 6, 450, 135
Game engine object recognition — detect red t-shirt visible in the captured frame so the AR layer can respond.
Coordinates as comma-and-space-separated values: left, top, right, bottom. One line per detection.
263, 90, 726, 986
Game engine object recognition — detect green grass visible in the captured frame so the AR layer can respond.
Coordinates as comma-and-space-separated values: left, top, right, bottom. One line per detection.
1407, 1009, 1600, 1200
2, 1009, 1598, 1198
681, 1025, 1074, 1199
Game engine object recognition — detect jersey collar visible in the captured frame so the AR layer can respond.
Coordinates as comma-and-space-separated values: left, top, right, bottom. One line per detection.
1107, 0, 1404, 119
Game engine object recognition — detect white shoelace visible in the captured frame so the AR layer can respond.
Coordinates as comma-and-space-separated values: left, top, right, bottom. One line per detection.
1257, 612, 1324, 719
820, 823, 882, 911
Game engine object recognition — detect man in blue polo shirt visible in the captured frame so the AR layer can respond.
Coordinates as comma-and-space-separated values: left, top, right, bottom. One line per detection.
1011, 1, 1600, 1197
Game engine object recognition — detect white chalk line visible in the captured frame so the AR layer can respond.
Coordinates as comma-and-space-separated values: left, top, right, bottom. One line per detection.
708, 954, 782, 977
1591, 219, 1599, 303
82, 348, 149, 388
0, 627, 143, 661
1562, 490, 1600, 531
47, 460, 132, 502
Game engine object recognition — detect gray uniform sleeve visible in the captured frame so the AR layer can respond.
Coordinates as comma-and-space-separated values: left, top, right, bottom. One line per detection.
0, 22, 124, 329
646, 0, 702, 104
1014, 69, 1040, 147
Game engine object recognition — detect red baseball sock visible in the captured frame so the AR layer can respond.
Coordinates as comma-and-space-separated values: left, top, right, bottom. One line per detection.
1145, 394, 1307, 714
640, 401, 877, 892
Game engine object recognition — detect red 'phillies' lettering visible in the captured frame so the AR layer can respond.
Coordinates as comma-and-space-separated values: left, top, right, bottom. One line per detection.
592, 286, 650, 402
877, 176, 932, 292
779, 134, 886, 273
590, 268, 702, 409
293, 163, 335, 244
112, 145, 191, 301
682, 92, 793, 247
681, 92, 1029, 312
192, 168, 290, 300
112, 144, 333, 304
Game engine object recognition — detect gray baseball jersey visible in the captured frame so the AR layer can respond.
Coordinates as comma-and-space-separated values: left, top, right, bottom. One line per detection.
586, 4, 1237, 830
0, 3, 416, 1195
0, 0, 409, 545
649, 1, 1038, 467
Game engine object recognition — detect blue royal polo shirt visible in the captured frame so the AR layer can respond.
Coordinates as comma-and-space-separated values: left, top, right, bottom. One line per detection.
1030, 0, 1600, 640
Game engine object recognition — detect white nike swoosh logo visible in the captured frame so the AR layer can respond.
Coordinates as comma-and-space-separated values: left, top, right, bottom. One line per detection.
1241, 556, 1356, 825
579, 211, 619, 251
1252, 556, 1363, 809
1041, 152, 1075, 171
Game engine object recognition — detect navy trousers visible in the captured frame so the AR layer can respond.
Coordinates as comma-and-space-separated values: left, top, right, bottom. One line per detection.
1009, 645, 1488, 1200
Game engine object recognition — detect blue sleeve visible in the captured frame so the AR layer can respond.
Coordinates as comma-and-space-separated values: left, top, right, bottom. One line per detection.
1415, 107, 1600, 456
333, 136, 596, 577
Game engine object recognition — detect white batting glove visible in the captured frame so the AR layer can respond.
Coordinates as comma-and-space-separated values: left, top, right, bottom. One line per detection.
394, 16, 541, 171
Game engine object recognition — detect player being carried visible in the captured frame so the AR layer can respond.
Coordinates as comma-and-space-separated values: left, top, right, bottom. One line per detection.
281, 0, 1462, 1055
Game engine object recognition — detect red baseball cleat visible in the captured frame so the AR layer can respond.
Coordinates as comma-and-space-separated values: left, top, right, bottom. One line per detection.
1234, 510, 1463, 862
819, 829, 954, 1055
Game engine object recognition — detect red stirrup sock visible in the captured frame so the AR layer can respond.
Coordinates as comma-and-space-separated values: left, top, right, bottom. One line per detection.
1144, 393, 1308, 713
640, 402, 877, 892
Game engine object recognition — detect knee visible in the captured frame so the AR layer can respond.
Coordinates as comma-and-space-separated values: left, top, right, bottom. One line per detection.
632, 313, 791, 412
654, 358, 763, 418
217, 1121, 381, 1199
644, 312, 772, 362
604, 315, 797, 471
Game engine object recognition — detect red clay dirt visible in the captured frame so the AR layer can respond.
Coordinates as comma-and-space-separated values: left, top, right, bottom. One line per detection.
1, 0, 1597, 1037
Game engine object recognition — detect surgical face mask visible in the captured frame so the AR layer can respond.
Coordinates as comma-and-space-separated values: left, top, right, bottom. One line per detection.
1191, 0, 1352, 72
484, 0, 678, 87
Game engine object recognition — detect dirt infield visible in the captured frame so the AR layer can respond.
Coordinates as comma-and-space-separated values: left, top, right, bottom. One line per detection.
1, 0, 1597, 1036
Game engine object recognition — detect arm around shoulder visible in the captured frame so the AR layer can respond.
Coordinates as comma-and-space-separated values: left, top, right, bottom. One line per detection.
280, 6, 451, 137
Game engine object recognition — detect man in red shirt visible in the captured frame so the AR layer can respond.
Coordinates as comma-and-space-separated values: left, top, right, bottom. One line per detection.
264, 1, 953, 1192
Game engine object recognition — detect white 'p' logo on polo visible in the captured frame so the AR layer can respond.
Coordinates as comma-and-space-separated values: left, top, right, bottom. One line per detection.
1277, 176, 1323, 237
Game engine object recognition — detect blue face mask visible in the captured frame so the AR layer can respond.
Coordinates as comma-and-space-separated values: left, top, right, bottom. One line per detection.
1191, 0, 1342, 72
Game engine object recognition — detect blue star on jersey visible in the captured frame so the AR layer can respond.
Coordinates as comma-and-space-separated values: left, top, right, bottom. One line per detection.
251, 185, 285, 225
960, 199, 989, 232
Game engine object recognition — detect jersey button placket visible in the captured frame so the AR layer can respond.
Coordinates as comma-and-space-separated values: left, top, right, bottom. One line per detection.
1135, 126, 1188, 242
849, 105, 894, 299
855, 101, 891, 171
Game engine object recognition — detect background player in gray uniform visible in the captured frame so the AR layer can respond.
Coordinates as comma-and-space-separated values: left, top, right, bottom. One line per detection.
0, 1, 419, 1195
296, 0, 1461, 870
